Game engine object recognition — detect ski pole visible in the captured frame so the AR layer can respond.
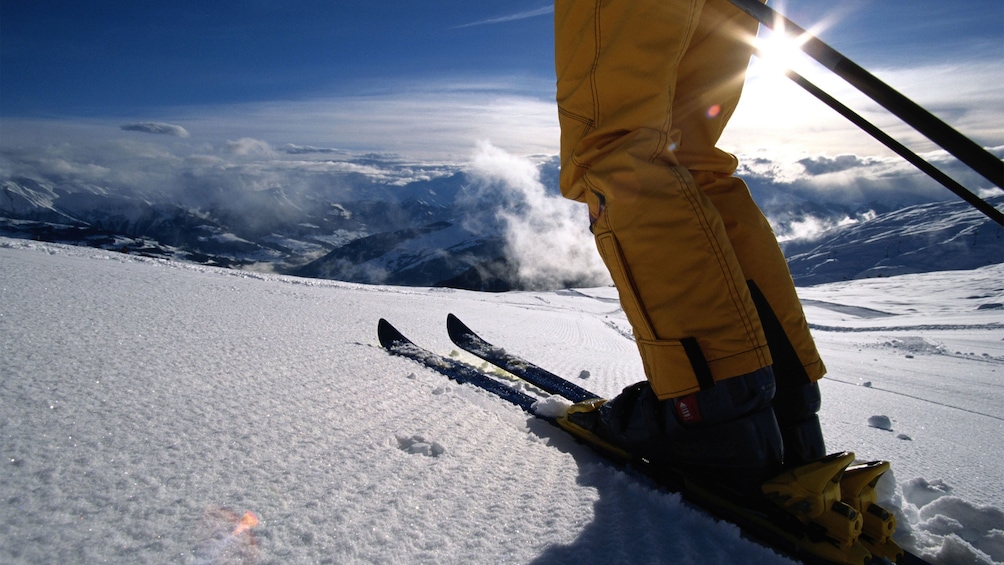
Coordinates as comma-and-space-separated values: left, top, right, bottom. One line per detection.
727, 0, 1004, 192
773, 61, 1004, 226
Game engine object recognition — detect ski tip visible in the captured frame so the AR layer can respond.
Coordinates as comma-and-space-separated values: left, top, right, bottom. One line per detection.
446, 313, 473, 339
377, 318, 406, 347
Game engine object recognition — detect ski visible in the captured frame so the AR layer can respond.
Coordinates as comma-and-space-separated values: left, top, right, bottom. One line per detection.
377, 318, 546, 419
446, 313, 596, 403
378, 317, 932, 565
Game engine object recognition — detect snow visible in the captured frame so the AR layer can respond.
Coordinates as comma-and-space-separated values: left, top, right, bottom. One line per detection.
1, 237, 1002, 564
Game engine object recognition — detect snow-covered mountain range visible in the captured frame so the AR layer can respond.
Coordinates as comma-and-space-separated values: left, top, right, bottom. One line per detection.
2, 152, 1001, 289
783, 196, 1003, 284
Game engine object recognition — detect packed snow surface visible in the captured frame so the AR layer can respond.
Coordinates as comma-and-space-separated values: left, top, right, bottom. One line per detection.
1, 238, 1002, 564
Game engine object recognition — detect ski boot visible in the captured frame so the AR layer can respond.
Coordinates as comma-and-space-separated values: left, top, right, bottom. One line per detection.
774, 381, 827, 467
560, 366, 784, 494
745, 280, 828, 468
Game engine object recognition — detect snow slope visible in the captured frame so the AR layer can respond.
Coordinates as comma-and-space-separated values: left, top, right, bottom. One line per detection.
1, 238, 1002, 564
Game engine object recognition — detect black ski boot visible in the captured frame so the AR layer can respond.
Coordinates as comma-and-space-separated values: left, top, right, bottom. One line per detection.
564, 367, 784, 493
745, 281, 827, 467
774, 381, 826, 466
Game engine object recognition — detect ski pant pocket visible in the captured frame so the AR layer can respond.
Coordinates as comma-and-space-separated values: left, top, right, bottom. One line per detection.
594, 229, 704, 399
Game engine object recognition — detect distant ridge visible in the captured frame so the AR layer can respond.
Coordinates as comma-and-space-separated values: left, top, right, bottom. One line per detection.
3, 168, 1002, 290
782, 195, 1004, 285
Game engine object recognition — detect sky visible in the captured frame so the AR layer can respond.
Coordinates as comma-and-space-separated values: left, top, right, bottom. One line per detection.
1, 2, 554, 115
1, 0, 1002, 212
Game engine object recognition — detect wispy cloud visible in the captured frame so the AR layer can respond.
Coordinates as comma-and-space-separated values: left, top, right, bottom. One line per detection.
454, 6, 553, 29
1, 79, 561, 165
121, 122, 190, 137
169, 85, 559, 161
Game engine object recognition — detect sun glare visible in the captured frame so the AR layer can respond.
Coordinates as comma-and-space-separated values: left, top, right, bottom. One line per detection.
749, 3, 847, 78
754, 24, 808, 75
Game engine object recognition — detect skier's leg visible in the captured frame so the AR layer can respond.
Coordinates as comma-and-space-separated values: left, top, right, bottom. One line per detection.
671, 0, 826, 464
555, 0, 782, 483
556, 0, 771, 398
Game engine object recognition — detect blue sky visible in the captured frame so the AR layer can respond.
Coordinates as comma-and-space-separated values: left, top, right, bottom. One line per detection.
1, 0, 1002, 214
2, 0, 1000, 112
1, 2, 554, 115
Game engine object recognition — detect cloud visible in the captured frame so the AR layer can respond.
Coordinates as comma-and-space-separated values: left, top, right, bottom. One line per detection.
2, 59, 996, 253
462, 142, 610, 290
225, 138, 274, 157
454, 6, 553, 29
0, 118, 465, 215
775, 213, 869, 242
157, 81, 558, 161
727, 57, 1004, 160
120, 122, 190, 137
735, 145, 1004, 242
798, 154, 878, 175
281, 144, 348, 155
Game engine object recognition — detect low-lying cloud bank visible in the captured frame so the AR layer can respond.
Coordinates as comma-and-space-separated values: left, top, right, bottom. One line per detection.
738, 145, 1004, 241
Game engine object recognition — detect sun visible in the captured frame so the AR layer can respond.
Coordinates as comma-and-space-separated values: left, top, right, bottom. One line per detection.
753, 24, 809, 75
748, 3, 846, 77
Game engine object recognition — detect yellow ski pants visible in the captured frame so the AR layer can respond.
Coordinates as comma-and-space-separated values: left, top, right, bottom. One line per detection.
555, 0, 825, 399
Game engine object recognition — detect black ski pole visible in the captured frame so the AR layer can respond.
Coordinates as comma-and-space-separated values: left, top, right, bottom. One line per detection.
727, 0, 1004, 191
773, 61, 1004, 226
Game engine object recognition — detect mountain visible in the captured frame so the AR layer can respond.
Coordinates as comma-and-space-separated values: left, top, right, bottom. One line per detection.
0, 167, 488, 277
0, 156, 523, 289
782, 195, 1004, 285
291, 220, 508, 289
3, 159, 1002, 290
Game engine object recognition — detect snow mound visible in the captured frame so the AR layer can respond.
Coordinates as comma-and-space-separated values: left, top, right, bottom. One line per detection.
533, 395, 574, 418
868, 415, 895, 431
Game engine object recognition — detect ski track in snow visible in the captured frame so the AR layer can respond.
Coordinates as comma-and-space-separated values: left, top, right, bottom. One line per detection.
1, 237, 1002, 564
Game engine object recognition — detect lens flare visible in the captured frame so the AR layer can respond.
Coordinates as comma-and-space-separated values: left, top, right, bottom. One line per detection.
233, 511, 260, 536
193, 506, 260, 565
